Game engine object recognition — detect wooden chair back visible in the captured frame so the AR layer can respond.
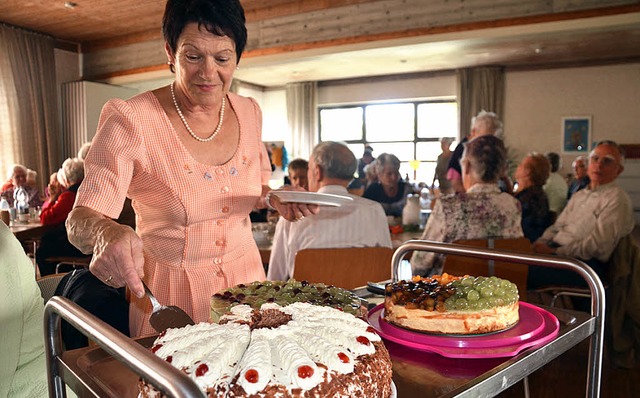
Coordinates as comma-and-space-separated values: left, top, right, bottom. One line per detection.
293, 247, 394, 290
443, 238, 533, 301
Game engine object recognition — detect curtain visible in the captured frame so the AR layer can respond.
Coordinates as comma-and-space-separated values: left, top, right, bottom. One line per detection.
0, 24, 61, 192
457, 66, 505, 139
286, 81, 317, 159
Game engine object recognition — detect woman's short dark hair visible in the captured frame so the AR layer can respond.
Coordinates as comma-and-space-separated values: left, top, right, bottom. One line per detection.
288, 158, 309, 172
525, 153, 551, 186
462, 135, 507, 183
162, 0, 247, 63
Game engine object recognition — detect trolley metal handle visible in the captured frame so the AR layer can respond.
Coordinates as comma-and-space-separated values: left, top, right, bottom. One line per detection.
44, 296, 205, 398
390, 239, 605, 398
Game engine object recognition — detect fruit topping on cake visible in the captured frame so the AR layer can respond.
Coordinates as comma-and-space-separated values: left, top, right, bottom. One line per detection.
210, 279, 364, 322
384, 274, 519, 334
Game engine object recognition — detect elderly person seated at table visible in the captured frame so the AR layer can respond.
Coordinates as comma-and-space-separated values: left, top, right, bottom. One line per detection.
36, 158, 87, 276
532, 140, 634, 287
411, 135, 524, 276
40, 158, 84, 226
514, 152, 553, 243
567, 155, 590, 200
0, 164, 43, 209
267, 141, 392, 281
363, 153, 414, 217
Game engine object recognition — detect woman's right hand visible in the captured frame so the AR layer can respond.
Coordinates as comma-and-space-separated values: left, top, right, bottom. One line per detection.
91, 222, 146, 298
66, 206, 146, 298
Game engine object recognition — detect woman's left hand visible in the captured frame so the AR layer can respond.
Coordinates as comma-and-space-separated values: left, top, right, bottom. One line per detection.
267, 186, 319, 222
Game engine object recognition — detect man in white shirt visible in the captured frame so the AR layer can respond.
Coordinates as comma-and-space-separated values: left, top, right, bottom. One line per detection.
267, 141, 392, 281
543, 152, 568, 215
532, 140, 634, 286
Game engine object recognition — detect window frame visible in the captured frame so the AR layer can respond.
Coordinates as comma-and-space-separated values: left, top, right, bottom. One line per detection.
318, 98, 458, 182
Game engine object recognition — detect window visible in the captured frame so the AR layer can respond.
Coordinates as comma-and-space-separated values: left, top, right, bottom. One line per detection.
319, 100, 458, 184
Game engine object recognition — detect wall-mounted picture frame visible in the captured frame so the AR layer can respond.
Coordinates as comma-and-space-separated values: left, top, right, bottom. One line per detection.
562, 116, 591, 154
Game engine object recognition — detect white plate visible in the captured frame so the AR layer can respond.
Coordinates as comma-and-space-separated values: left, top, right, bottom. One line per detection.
391, 380, 397, 397
272, 191, 353, 207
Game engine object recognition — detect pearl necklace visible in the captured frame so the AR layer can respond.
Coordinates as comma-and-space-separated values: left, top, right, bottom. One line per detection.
170, 82, 225, 142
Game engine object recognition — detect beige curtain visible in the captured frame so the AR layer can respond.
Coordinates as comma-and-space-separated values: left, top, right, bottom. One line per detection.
0, 24, 61, 192
457, 66, 505, 138
286, 82, 318, 159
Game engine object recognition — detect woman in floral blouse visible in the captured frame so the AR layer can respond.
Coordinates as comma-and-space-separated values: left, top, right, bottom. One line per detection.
411, 135, 523, 276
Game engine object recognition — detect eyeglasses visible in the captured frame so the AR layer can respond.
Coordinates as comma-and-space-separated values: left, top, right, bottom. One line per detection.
589, 153, 618, 166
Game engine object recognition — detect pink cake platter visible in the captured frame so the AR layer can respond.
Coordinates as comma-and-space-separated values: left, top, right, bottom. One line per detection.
367, 302, 559, 359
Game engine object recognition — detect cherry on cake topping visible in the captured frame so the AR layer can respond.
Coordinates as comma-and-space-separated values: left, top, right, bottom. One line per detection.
166, 355, 173, 363
222, 291, 232, 298
337, 352, 350, 363
366, 326, 376, 334
158, 330, 167, 338
238, 284, 246, 288
245, 369, 259, 383
236, 293, 246, 300
301, 280, 309, 287
196, 363, 209, 377
151, 344, 162, 353
356, 336, 371, 346
297, 365, 314, 379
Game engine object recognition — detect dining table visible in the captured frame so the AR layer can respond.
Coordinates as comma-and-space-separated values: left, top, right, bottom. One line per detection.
9, 218, 51, 241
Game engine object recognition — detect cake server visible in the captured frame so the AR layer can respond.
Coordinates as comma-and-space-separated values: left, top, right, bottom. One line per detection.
143, 280, 195, 333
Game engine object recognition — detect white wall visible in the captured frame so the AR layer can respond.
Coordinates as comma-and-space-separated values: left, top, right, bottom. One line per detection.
318, 73, 456, 105
236, 86, 288, 144
503, 63, 640, 172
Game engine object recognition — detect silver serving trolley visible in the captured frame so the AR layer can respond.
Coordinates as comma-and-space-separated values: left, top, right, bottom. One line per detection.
43, 240, 605, 398
390, 240, 605, 398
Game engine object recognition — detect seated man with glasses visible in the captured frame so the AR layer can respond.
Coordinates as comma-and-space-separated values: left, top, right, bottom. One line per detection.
531, 140, 634, 287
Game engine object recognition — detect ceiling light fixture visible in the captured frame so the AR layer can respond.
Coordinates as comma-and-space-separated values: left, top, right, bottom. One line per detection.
64, 2, 77, 9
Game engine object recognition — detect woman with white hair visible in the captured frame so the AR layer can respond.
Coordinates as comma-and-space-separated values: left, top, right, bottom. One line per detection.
36, 158, 86, 276
40, 158, 84, 226
0, 164, 43, 208
363, 153, 414, 217
447, 110, 503, 193
411, 135, 523, 276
